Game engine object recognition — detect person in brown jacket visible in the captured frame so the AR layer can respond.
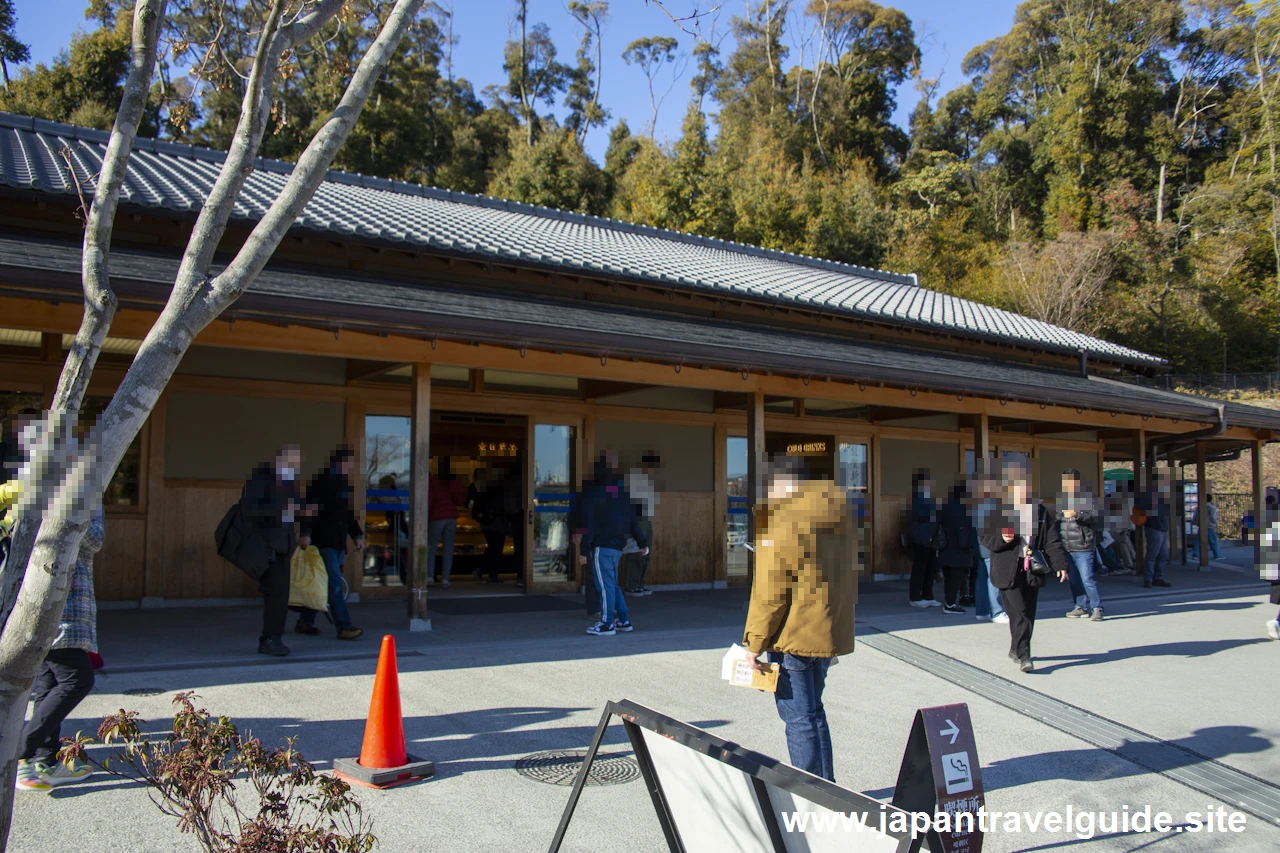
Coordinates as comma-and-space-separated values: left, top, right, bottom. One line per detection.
743, 456, 857, 782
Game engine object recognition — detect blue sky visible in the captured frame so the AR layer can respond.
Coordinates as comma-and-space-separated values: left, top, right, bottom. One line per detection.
13, 0, 1022, 162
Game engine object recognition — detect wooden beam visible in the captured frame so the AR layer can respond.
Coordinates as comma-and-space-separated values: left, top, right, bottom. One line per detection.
409, 363, 431, 629
1135, 428, 1147, 571
579, 379, 653, 400
468, 368, 484, 394
714, 422, 728, 584
39, 331, 61, 364
0, 295, 1257, 437
346, 359, 403, 383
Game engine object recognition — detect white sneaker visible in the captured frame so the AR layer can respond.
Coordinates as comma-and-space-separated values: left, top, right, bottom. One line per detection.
993, 613, 1010, 624
925, 599, 942, 608
1267, 620, 1280, 641
909, 600, 931, 608
975, 614, 991, 622
442, 580, 451, 588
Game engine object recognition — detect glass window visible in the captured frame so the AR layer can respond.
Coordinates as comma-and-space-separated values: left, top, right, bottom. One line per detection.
839, 442, 869, 569
364, 415, 412, 587
727, 436, 748, 578
533, 424, 574, 584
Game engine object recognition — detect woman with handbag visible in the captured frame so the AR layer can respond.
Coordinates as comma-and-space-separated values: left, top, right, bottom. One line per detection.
978, 469, 1069, 672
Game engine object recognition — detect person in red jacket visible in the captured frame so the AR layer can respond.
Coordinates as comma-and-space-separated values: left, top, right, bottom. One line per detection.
428, 458, 468, 587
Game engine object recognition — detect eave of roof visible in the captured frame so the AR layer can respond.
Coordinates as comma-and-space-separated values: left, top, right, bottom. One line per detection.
0, 111, 1167, 372
3, 235, 1265, 432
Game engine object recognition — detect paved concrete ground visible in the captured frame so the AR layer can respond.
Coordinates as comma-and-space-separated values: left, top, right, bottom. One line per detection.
9, 560, 1280, 853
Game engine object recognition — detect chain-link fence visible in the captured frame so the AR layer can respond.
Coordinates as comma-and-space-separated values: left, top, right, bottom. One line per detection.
1212, 492, 1253, 541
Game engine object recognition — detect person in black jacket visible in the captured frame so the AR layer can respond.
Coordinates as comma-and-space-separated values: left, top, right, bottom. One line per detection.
907, 470, 942, 608
579, 451, 648, 636
297, 445, 364, 640
978, 470, 1069, 673
243, 445, 314, 657
937, 484, 975, 614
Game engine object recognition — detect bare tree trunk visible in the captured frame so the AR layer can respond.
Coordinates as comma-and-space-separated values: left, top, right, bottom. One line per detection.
0, 1, 423, 846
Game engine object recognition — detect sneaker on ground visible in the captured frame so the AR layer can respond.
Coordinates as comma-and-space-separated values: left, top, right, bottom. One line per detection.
1090, 608, 1104, 622
337, 627, 364, 640
1142, 581, 1153, 588
625, 588, 644, 597
993, 613, 1010, 624
1008, 651, 1019, 663
942, 604, 964, 615
1065, 606, 1089, 618
41, 762, 91, 787
1266, 620, 1280, 641
294, 621, 321, 636
975, 614, 991, 622
614, 620, 634, 633
925, 599, 942, 607
1152, 579, 1172, 587
640, 588, 653, 596
1019, 657, 1035, 673
908, 599, 931, 608
442, 580, 451, 588
15, 760, 50, 792
586, 621, 616, 636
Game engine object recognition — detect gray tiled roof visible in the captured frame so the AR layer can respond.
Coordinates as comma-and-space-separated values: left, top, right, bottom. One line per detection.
6, 234, 1270, 430
0, 111, 1164, 368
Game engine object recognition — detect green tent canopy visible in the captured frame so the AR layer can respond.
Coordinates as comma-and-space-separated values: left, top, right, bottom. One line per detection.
1104, 469, 1135, 481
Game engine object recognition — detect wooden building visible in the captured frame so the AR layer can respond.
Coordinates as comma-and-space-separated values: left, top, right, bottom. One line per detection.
0, 112, 1274, 615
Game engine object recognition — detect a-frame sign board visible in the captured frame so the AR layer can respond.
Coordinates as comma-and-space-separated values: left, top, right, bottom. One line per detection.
549, 699, 913, 853
891, 703, 986, 853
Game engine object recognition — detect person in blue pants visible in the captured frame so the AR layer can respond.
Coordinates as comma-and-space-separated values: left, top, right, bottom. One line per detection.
578, 451, 648, 636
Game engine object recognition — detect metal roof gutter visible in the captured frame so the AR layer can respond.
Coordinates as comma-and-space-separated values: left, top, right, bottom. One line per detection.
1145, 402, 1228, 466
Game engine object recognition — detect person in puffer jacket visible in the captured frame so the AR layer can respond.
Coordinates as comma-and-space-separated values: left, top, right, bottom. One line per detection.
579, 451, 648, 636
16, 504, 104, 791
1056, 469, 1104, 621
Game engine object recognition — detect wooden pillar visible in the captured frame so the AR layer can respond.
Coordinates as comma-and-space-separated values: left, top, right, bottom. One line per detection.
1134, 428, 1147, 570
973, 413, 990, 476
409, 362, 431, 631
1196, 441, 1209, 569
746, 390, 766, 586
1252, 438, 1264, 563
713, 422, 728, 584
141, 393, 167, 607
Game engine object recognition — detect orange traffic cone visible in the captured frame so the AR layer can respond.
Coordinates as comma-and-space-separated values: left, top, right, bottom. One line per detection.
334, 635, 434, 788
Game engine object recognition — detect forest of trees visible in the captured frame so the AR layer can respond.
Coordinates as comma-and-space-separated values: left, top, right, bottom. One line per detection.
2, 0, 1279, 373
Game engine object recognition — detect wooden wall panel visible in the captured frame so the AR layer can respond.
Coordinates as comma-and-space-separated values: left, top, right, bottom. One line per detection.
161, 482, 249, 600
647, 492, 716, 585
94, 517, 146, 601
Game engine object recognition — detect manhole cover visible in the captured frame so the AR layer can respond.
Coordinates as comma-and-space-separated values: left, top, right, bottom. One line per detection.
123, 687, 165, 697
515, 750, 640, 786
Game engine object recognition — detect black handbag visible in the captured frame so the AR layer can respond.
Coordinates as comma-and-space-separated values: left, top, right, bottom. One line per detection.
215, 498, 273, 580
1026, 548, 1054, 576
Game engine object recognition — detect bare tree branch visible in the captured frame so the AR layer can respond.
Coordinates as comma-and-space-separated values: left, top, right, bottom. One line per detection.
644, 0, 720, 40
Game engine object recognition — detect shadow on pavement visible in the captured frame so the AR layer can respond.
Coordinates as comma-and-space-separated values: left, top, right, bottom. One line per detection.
1030, 638, 1270, 673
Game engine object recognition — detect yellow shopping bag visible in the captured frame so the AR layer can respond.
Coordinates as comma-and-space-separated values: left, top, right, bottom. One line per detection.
289, 546, 330, 611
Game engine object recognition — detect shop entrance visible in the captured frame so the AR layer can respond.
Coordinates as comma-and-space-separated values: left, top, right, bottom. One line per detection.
362, 411, 578, 596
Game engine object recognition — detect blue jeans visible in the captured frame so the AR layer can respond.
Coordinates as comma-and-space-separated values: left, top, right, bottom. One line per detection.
301, 548, 352, 631
1066, 549, 1101, 611
591, 548, 628, 625
1190, 529, 1221, 560
975, 556, 1004, 619
1144, 528, 1169, 582
427, 518, 457, 581
774, 654, 834, 782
